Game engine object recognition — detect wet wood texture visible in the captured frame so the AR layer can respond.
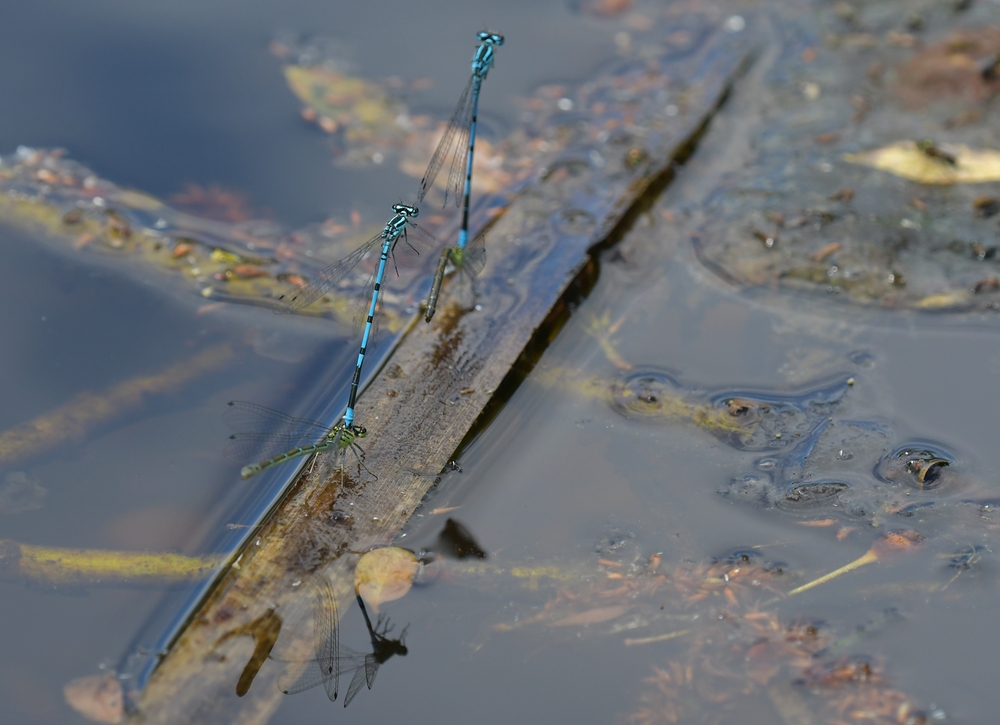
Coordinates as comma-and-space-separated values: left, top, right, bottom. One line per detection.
133, 19, 757, 725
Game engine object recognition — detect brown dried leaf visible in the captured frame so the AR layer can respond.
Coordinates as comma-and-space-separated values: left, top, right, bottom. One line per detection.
550, 604, 631, 627
64, 674, 123, 724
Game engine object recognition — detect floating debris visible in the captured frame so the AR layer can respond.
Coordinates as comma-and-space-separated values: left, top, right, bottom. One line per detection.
689, 15, 1000, 310
844, 141, 1000, 184
64, 674, 124, 724
354, 547, 420, 610
787, 530, 925, 596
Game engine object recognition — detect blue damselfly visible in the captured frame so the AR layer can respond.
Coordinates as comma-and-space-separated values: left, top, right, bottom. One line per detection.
418, 31, 503, 322
275, 203, 420, 429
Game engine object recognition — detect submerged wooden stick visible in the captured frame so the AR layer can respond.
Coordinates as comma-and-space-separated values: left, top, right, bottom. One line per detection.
0, 344, 232, 466
786, 550, 879, 596
787, 530, 925, 596
131, 23, 757, 725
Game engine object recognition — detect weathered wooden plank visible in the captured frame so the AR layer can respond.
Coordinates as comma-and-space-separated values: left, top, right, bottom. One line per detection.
132, 17, 758, 724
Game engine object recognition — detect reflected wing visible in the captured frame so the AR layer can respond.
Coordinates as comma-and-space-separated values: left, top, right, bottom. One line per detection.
277, 658, 334, 696
364, 656, 380, 689
417, 75, 474, 206
313, 578, 340, 702
343, 663, 369, 707
275, 233, 383, 313
275, 577, 342, 700
275, 653, 371, 698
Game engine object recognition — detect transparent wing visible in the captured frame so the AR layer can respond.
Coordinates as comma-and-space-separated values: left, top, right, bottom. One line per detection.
351, 263, 382, 336
349, 222, 436, 347
342, 663, 368, 707
224, 402, 333, 464
392, 222, 436, 264
271, 645, 368, 667
275, 233, 383, 314
406, 221, 446, 252
275, 577, 342, 700
225, 432, 317, 465
274, 651, 371, 698
277, 659, 333, 696
417, 75, 475, 205
364, 657, 380, 689
313, 578, 340, 702
461, 232, 488, 278
224, 401, 331, 436
444, 114, 472, 208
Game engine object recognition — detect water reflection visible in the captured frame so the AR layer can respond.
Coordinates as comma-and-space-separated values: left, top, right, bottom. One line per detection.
343, 595, 409, 707
432, 518, 487, 560
215, 608, 283, 698
274, 577, 408, 708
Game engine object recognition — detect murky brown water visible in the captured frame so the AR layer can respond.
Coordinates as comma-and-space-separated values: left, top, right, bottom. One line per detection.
3, 0, 1000, 723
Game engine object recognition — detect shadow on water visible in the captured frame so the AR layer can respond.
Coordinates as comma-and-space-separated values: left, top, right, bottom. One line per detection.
266, 579, 408, 708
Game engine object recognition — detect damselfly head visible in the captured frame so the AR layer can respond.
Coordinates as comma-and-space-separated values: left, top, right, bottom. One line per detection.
391, 203, 419, 218
478, 31, 504, 45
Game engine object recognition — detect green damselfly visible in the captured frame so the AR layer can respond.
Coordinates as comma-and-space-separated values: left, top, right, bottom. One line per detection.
225, 401, 368, 480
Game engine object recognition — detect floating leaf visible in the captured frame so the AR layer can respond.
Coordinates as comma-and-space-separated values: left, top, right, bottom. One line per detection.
354, 547, 419, 610
283, 66, 410, 167
64, 674, 124, 724
844, 141, 1000, 184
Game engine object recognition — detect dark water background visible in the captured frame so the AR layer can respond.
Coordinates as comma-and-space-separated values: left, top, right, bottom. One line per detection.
3, 0, 1000, 723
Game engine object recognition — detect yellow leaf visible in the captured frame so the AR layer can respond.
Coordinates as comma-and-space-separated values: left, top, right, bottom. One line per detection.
914, 291, 970, 309
354, 547, 419, 610
844, 141, 1000, 184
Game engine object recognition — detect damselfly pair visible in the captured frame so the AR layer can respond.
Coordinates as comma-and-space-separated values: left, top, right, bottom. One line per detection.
231, 31, 503, 482
272, 577, 407, 707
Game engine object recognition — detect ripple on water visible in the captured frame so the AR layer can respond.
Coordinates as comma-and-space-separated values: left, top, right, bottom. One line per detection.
875, 442, 955, 491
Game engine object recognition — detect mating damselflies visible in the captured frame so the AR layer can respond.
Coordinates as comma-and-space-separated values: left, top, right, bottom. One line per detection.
417, 31, 503, 322
225, 401, 368, 480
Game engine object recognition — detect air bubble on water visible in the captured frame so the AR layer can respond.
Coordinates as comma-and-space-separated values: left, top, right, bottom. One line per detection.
725, 15, 746, 32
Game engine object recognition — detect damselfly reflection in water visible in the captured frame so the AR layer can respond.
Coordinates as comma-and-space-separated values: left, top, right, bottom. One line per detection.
224, 402, 370, 481
274, 578, 408, 707
417, 31, 503, 323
